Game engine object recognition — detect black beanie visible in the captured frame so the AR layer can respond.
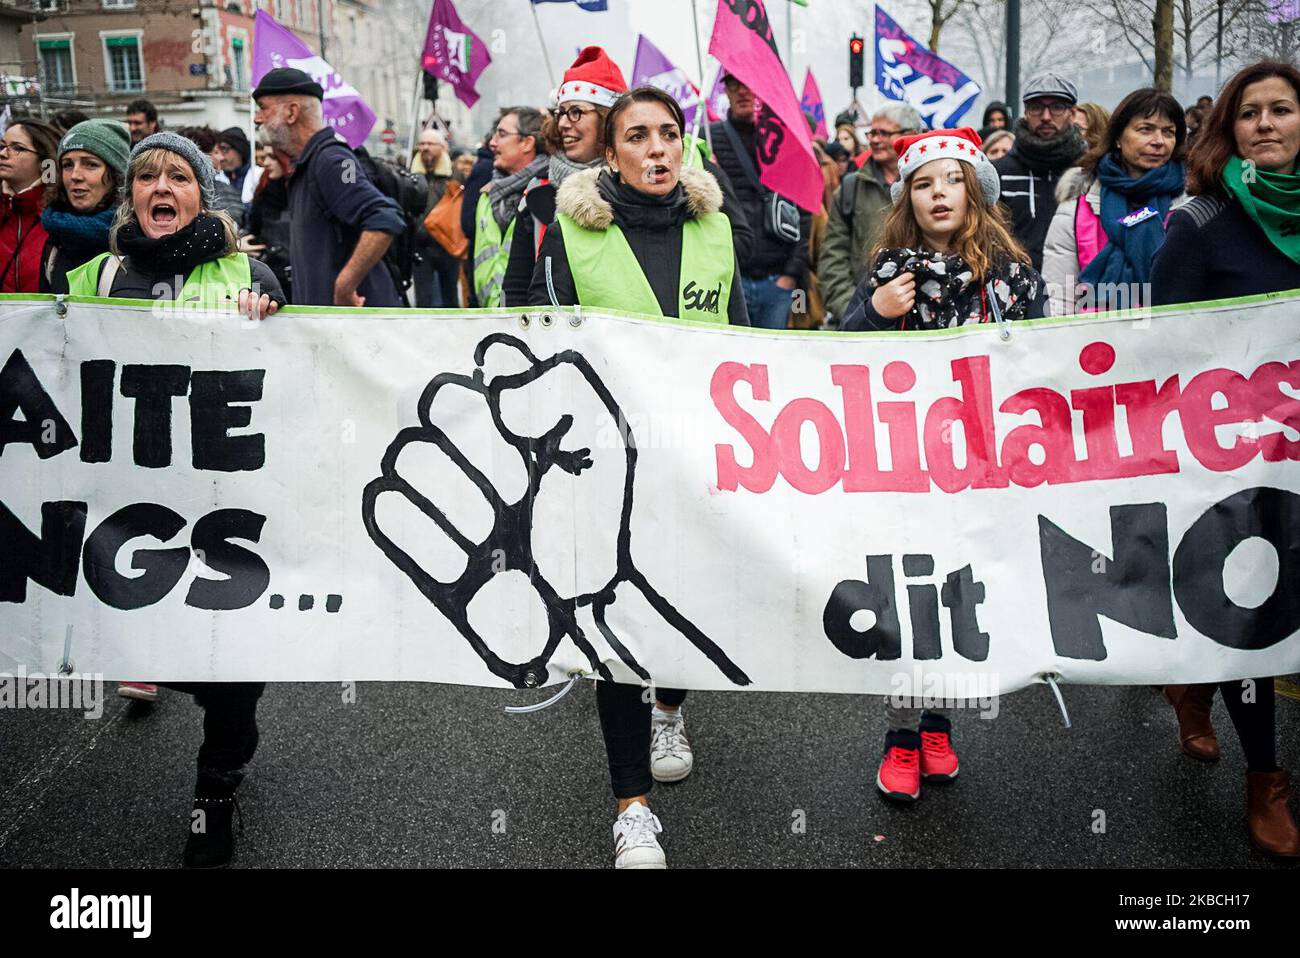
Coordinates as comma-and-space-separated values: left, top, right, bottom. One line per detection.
218, 127, 250, 165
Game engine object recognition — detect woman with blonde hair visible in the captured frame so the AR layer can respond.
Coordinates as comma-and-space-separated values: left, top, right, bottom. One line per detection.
66, 132, 283, 869
1073, 101, 1111, 153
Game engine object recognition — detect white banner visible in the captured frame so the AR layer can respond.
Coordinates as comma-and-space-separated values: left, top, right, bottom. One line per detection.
2, 294, 1299, 696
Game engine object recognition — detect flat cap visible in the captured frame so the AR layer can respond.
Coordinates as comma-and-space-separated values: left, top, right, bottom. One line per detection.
1022, 72, 1078, 106
252, 67, 324, 101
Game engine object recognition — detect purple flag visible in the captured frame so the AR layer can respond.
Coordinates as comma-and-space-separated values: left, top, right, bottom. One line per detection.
252, 10, 375, 149
631, 36, 704, 130
705, 69, 728, 122
800, 69, 828, 139
422, 0, 492, 108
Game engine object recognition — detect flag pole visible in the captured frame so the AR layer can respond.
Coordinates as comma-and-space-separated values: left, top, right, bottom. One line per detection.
405, 71, 423, 170
528, 1, 557, 91
690, 0, 713, 153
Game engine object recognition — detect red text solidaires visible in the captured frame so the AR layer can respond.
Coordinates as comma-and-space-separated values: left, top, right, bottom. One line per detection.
711, 342, 1300, 495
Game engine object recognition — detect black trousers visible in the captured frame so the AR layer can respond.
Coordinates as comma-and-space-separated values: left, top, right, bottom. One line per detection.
595, 683, 687, 800
164, 682, 265, 787
1217, 676, 1276, 773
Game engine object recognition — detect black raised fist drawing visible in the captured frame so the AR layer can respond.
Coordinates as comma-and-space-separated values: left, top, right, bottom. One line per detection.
361, 332, 751, 690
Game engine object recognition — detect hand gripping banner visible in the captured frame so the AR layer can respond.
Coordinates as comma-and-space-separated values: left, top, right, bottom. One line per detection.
2, 293, 1299, 696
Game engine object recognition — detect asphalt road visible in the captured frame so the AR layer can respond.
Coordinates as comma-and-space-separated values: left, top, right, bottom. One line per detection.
1, 677, 1297, 868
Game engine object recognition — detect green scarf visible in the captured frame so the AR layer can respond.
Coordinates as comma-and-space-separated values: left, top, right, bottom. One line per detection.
1222, 154, 1300, 265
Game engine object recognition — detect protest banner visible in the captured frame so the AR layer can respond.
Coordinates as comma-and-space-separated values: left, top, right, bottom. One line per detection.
3, 293, 1299, 697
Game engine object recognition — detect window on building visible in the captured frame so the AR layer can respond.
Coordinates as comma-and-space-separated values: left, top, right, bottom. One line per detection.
231, 37, 247, 91
101, 0, 137, 9
38, 38, 74, 93
104, 35, 143, 92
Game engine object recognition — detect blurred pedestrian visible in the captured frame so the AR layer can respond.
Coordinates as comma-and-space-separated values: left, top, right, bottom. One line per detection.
982, 128, 1014, 161
0, 117, 60, 293
125, 98, 159, 143
468, 106, 547, 307
710, 72, 811, 329
818, 103, 921, 322
993, 72, 1087, 270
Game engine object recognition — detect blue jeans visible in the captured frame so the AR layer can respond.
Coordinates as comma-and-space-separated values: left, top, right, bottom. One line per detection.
741, 275, 794, 330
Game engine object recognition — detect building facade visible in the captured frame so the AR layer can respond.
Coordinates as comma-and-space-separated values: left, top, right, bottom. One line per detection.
8, 0, 328, 130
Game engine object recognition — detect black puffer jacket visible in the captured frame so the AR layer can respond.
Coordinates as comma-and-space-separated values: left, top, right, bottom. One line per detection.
708, 112, 812, 281
527, 166, 749, 326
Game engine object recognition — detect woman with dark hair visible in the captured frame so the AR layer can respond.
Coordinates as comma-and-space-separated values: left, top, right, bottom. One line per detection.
0, 118, 60, 292
501, 47, 625, 305
39, 119, 130, 293
1042, 89, 1185, 315
529, 84, 747, 868
1150, 61, 1300, 859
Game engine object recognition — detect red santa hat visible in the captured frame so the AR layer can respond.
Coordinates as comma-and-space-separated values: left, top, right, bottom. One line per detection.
554, 46, 628, 109
889, 127, 1001, 206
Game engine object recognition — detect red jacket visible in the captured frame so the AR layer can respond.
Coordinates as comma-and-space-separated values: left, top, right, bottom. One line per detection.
0, 184, 48, 293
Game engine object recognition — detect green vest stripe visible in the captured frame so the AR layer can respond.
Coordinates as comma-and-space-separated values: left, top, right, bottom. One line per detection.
65, 251, 253, 308
557, 212, 733, 323
472, 192, 513, 308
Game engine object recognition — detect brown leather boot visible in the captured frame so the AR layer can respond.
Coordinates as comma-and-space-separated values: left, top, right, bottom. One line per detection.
1246, 769, 1300, 858
1163, 683, 1220, 762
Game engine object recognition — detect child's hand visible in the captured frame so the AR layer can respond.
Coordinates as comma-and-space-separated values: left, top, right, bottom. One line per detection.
871, 271, 916, 319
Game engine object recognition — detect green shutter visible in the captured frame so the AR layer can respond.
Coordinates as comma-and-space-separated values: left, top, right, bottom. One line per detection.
232, 37, 244, 49
38, 38, 70, 50
105, 36, 137, 48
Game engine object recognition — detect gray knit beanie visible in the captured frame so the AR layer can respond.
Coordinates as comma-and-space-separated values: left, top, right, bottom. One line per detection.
58, 119, 131, 176
129, 131, 217, 208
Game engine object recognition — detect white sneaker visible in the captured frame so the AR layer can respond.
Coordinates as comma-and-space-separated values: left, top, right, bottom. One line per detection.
650, 710, 694, 783
613, 801, 666, 869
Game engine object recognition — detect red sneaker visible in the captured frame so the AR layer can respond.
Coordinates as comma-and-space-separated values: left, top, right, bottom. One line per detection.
920, 729, 960, 782
876, 736, 921, 802
117, 682, 158, 702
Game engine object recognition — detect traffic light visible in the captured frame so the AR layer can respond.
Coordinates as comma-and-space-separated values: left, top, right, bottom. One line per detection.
422, 71, 439, 103
849, 34, 865, 89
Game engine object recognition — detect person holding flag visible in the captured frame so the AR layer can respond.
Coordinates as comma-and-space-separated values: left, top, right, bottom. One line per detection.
709, 73, 812, 329
528, 85, 747, 867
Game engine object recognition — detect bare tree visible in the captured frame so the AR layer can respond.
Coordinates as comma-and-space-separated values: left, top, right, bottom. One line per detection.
928, 0, 974, 54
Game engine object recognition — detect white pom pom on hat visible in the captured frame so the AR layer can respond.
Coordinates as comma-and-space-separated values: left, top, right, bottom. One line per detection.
888, 127, 1001, 206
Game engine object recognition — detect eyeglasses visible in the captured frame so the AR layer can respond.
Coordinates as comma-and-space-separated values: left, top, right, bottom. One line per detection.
491, 127, 527, 141
1024, 100, 1072, 117
0, 142, 35, 156
866, 127, 900, 139
552, 105, 597, 124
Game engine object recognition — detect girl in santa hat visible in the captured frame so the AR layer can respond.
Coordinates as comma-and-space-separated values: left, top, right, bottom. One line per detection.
841, 127, 1046, 334
840, 128, 1046, 803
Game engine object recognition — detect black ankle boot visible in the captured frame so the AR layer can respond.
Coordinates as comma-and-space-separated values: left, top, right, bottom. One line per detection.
182, 777, 242, 869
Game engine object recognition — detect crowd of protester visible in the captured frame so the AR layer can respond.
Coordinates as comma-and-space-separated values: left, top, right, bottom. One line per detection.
2, 51, 1298, 871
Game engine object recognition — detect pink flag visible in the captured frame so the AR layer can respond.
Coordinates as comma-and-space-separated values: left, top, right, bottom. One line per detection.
801, 69, 829, 140
708, 0, 822, 213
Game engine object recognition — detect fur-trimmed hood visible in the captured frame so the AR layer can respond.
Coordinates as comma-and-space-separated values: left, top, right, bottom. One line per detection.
1055, 165, 1100, 206
555, 165, 723, 230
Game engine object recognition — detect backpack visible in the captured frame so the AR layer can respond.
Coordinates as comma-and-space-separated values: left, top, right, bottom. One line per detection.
356, 149, 428, 303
